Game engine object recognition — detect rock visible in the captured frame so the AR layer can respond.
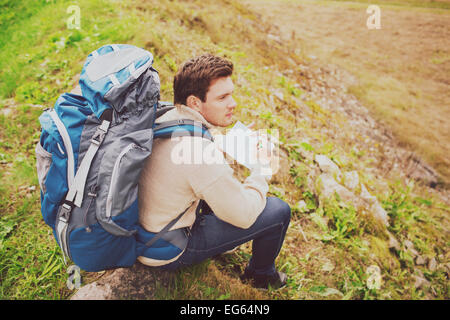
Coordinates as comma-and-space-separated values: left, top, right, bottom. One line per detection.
359, 184, 377, 205
415, 255, 426, 265
360, 184, 389, 226
296, 200, 308, 212
365, 265, 382, 290
370, 202, 389, 226
343, 171, 359, 191
413, 275, 430, 289
404, 240, 419, 257
70, 263, 164, 300
388, 232, 400, 251
317, 173, 355, 203
71, 282, 113, 300
315, 155, 341, 179
408, 248, 419, 257
404, 240, 420, 257
404, 240, 414, 250
428, 257, 437, 272
316, 173, 389, 226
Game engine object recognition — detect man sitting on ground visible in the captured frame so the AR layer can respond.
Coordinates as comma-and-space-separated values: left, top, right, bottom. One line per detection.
138, 54, 291, 289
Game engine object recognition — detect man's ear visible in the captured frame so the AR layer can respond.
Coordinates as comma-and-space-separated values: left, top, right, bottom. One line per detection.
186, 95, 202, 112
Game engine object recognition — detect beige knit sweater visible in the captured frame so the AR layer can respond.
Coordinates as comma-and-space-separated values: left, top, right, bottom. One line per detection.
137, 105, 270, 266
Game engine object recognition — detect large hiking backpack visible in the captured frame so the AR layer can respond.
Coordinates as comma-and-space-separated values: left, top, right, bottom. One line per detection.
35, 44, 212, 272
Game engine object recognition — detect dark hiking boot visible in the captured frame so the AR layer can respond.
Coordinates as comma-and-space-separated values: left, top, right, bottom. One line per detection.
240, 267, 287, 290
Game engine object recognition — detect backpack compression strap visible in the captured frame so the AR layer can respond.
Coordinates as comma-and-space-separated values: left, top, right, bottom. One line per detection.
64, 119, 110, 209
144, 202, 193, 247
64, 110, 113, 210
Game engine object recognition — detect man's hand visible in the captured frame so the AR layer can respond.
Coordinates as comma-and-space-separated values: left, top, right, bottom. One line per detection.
246, 121, 272, 163
255, 134, 273, 165
250, 131, 276, 177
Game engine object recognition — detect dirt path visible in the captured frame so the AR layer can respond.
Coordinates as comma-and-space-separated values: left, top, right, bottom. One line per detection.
242, 0, 450, 184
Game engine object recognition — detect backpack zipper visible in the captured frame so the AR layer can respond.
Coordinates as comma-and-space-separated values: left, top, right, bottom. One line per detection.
105, 143, 136, 218
83, 185, 98, 232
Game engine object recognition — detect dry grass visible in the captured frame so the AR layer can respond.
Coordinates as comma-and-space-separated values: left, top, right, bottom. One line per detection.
243, 0, 450, 184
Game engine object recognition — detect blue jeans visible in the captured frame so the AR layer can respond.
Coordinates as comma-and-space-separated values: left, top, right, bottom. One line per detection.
160, 197, 291, 276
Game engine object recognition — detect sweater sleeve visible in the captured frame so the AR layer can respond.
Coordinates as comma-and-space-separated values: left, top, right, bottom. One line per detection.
186, 139, 269, 229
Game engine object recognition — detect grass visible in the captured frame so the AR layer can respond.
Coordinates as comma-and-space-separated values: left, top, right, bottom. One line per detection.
0, 0, 449, 300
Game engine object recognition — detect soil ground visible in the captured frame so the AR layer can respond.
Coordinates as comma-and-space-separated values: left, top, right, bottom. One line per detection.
242, 0, 450, 184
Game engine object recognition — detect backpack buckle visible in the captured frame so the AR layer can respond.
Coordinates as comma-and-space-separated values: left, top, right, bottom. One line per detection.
59, 202, 73, 223
91, 121, 110, 145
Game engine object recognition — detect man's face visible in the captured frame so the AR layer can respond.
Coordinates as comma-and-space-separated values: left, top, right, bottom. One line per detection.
195, 76, 237, 127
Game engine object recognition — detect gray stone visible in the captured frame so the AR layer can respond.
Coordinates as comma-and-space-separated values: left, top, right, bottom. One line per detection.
403, 240, 419, 257
343, 171, 359, 191
404, 240, 414, 250
359, 184, 389, 226
415, 255, 427, 265
370, 202, 389, 226
317, 173, 354, 203
428, 257, 437, 271
296, 200, 308, 212
71, 282, 113, 300
388, 232, 400, 250
315, 155, 341, 179
359, 184, 377, 205
70, 263, 167, 300
413, 275, 430, 289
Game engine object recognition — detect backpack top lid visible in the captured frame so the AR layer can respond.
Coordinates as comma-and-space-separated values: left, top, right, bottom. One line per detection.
79, 44, 160, 121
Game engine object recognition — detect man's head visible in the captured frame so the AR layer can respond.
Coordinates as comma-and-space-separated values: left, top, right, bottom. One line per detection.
173, 54, 237, 127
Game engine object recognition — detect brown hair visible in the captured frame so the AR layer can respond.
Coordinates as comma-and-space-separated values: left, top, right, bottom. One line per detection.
173, 54, 233, 105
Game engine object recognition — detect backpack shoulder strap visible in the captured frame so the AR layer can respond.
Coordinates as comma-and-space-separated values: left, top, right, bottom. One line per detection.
153, 119, 214, 142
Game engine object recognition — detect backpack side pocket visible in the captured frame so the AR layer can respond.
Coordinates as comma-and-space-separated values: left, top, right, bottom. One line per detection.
35, 141, 52, 195
96, 128, 153, 236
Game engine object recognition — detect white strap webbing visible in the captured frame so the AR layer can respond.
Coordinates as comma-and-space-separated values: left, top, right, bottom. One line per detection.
65, 120, 110, 207
128, 62, 135, 74
108, 74, 120, 86
48, 109, 75, 188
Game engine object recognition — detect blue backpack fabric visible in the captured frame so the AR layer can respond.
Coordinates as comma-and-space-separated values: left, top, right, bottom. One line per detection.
35, 44, 212, 272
